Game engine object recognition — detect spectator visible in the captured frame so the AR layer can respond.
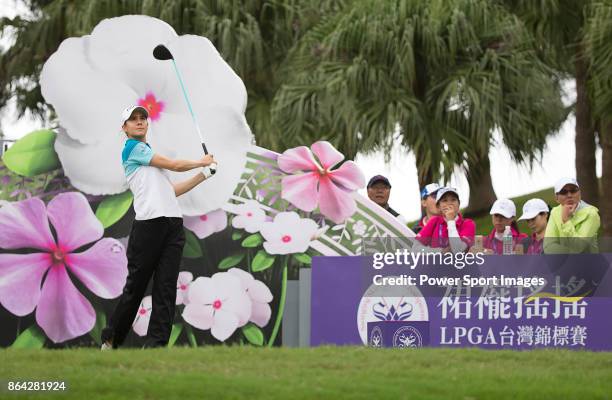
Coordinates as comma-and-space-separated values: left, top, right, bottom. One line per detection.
415, 187, 475, 253
484, 199, 527, 254
367, 175, 407, 224
412, 183, 441, 234
517, 198, 549, 254
544, 178, 600, 254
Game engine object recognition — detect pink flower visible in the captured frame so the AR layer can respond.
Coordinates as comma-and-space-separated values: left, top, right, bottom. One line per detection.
137, 92, 165, 121
182, 273, 251, 342
231, 200, 266, 233
228, 268, 273, 328
0, 192, 128, 343
277, 141, 365, 224
183, 209, 227, 239
176, 271, 193, 305
132, 295, 152, 337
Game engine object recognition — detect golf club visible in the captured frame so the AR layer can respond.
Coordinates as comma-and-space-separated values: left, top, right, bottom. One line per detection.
153, 44, 217, 174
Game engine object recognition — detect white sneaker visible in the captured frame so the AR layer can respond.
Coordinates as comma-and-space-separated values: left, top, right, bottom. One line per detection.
101, 341, 113, 351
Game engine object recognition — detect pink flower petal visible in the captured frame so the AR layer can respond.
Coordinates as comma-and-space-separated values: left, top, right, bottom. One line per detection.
188, 277, 217, 305
328, 161, 365, 191
36, 265, 96, 343
0, 252, 51, 316
0, 198, 55, 251
183, 303, 214, 330
46, 192, 103, 252
281, 173, 319, 212
250, 302, 272, 328
278, 146, 320, 173
248, 280, 273, 303
183, 209, 227, 239
317, 175, 357, 224
132, 313, 150, 337
227, 268, 253, 291
211, 309, 239, 341
223, 292, 252, 327
311, 141, 344, 170
176, 271, 193, 305
66, 238, 128, 299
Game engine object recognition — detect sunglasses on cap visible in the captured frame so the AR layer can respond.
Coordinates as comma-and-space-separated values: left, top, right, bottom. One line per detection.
557, 188, 579, 195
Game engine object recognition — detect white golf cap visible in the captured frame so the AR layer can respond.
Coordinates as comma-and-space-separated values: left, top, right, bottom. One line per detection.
518, 198, 549, 220
554, 177, 579, 194
435, 187, 459, 203
121, 105, 149, 125
421, 183, 441, 198
490, 198, 516, 218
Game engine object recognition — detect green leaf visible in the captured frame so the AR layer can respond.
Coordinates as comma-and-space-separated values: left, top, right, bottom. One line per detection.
168, 323, 183, 347
95, 191, 133, 229
293, 253, 312, 265
183, 229, 203, 258
11, 326, 46, 349
2, 129, 60, 177
241, 233, 263, 248
251, 250, 275, 272
232, 231, 243, 241
241, 323, 264, 346
218, 253, 245, 270
89, 307, 107, 345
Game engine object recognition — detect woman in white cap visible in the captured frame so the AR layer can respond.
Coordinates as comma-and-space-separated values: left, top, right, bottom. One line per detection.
544, 177, 600, 253
517, 199, 549, 254
484, 198, 527, 254
412, 183, 441, 234
416, 187, 475, 253
101, 105, 217, 349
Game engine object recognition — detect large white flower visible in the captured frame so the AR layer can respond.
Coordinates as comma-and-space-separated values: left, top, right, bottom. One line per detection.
183, 209, 227, 239
182, 273, 251, 341
228, 268, 273, 328
40, 15, 253, 216
260, 212, 318, 255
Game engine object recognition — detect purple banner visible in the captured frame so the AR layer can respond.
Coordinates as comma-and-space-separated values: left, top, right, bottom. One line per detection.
311, 255, 612, 350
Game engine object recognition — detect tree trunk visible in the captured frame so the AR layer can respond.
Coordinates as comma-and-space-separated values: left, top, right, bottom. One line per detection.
415, 154, 434, 191
464, 147, 497, 216
575, 44, 600, 206
600, 122, 612, 237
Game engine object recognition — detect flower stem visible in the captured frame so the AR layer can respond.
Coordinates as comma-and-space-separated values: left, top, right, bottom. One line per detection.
267, 256, 288, 347
184, 324, 198, 347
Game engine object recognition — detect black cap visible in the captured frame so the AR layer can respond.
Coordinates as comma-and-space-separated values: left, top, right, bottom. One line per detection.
367, 175, 391, 188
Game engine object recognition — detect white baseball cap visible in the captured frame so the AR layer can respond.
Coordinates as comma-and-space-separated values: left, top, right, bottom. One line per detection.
518, 198, 549, 220
421, 183, 441, 199
121, 105, 149, 126
435, 187, 459, 203
554, 177, 579, 194
490, 198, 516, 219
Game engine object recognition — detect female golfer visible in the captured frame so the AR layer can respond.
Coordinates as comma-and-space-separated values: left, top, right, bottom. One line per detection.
102, 105, 216, 349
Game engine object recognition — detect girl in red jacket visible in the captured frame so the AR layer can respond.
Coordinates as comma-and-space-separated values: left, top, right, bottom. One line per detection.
484, 198, 527, 254
415, 187, 475, 253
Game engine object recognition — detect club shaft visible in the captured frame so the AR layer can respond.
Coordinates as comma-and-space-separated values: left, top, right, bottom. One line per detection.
171, 60, 205, 147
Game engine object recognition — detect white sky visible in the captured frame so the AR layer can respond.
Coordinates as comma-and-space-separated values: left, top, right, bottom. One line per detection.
0, 2, 602, 221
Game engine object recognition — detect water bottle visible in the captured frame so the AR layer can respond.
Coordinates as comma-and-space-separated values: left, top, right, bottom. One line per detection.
502, 226, 513, 255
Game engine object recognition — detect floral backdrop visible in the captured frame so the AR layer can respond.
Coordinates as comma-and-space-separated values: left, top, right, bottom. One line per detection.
0, 16, 412, 349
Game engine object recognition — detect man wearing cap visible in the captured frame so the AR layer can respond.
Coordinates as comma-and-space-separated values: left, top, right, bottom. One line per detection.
101, 105, 217, 349
412, 183, 441, 234
484, 199, 527, 255
544, 178, 600, 254
367, 175, 407, 224
415, 187, 475, 253
518, 199, 550, 254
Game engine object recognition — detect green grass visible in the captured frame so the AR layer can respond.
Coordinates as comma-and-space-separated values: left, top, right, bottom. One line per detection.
1, 347, 611, 399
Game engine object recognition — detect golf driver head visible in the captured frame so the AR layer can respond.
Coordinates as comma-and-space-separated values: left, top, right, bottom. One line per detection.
153, 44, 174, 60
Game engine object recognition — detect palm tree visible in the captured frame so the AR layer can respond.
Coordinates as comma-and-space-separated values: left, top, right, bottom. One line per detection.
584, 0, 612, 235
0, 0, 344, 151
272, 0, 566, 213
503, 0, 601, 206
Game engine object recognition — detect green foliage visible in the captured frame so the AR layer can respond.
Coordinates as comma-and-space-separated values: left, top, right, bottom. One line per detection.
182, 229, 203, 258
88, 307, 107, 346
11, 326, 46, 349
95, 191, 133, 229
241, 323, 264, 346
251, 249, 275, 271
218, 253, 246, 269
168, 323, 183, 347
241, 233, 263, 248
1, 129, 60, 177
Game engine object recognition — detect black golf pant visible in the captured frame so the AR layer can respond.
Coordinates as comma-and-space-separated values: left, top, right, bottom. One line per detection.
103, 217, 185, 348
